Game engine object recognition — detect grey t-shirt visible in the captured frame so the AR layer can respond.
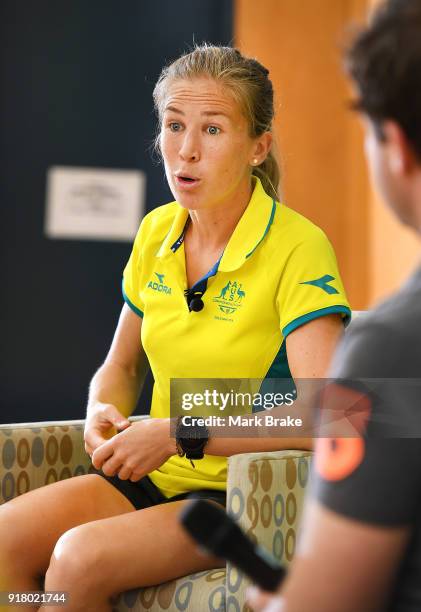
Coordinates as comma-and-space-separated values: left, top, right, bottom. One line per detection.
313, 263, 421, 611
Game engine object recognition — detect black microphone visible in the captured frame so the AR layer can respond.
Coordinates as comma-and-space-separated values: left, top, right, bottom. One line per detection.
179, 499, 286, 592
184, 289, 204, 312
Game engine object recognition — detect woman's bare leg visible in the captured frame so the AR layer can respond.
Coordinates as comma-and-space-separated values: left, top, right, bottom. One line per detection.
0, 474, 135, 609
42, 499, 224, 612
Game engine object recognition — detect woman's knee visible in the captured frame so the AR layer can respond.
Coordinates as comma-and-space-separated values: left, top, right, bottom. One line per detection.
45, 524, 109, 592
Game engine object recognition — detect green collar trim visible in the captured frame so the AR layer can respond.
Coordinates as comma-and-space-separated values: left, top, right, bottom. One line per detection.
155, 177, 277, 271
246, 199, 277, 259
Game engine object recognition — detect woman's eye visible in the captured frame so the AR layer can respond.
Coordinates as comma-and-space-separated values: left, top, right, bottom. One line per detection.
169, 122, 182, 132
207, 125, 220, 135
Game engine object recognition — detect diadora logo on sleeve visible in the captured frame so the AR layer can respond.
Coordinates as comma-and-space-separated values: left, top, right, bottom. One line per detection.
300, 274, 339, 295
147, 272, 172, 295
212, 280, 246, 314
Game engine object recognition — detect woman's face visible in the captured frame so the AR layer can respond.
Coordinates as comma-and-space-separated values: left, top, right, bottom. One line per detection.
160, 77, 264, 210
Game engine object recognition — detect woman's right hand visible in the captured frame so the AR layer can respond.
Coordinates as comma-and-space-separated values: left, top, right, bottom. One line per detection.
84, 403, 132, 457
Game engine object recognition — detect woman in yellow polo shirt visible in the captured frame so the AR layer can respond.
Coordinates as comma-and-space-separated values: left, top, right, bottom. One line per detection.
1, 45, 350, 608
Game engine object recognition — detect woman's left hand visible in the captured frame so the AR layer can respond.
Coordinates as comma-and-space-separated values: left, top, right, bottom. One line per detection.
91, 418, 176, 481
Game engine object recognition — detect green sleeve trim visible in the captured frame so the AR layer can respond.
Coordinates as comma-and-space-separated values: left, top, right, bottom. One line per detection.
122, 279, 144, 318
282, 305, 352, 338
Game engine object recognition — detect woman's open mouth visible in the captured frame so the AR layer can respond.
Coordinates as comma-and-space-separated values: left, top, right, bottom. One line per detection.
175, 175, 201, 190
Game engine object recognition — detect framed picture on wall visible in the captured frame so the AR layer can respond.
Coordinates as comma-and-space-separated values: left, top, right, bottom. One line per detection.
45, 166, 146, 242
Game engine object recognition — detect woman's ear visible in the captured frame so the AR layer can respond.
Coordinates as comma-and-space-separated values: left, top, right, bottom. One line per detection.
383, 120, 417, 176
251, 132, 273, 165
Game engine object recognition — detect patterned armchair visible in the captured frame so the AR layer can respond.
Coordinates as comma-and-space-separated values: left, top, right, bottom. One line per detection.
0, 417, 312, 611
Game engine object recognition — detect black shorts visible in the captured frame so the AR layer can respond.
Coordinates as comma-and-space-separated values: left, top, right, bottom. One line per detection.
92, 468, 226, 511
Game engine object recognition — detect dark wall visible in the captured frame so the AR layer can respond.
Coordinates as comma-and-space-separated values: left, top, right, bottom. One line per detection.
0, 0, 233, 423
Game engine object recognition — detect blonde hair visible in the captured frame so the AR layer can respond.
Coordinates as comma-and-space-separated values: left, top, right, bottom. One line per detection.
153, 43, 281, 200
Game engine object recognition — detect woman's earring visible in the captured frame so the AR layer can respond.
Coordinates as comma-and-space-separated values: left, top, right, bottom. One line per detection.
253, 158, 258, 165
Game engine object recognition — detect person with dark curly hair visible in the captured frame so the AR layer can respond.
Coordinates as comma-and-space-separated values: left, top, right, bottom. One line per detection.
248, 2, 421, 611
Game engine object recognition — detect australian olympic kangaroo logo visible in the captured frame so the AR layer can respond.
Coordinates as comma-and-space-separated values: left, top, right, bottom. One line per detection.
213, 281, 246, 314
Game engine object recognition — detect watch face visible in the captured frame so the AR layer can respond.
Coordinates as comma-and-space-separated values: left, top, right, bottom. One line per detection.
177, 422, 209, 440
180, 437, 206, 450
176, 417, 209, 457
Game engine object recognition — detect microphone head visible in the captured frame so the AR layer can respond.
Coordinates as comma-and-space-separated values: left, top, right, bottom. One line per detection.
179, 499, 286, 592
189, 297, 204, 312
179, 499, 239, 556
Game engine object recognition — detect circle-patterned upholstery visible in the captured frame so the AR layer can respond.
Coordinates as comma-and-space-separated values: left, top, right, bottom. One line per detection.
113, 569, 226, 611
0, 422, 94, 503
225, 450, 312, 611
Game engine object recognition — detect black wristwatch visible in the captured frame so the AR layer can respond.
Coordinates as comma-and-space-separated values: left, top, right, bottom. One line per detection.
175, 416, 209, 467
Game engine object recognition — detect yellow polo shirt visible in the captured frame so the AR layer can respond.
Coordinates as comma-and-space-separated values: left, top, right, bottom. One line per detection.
122, 177, 351, 497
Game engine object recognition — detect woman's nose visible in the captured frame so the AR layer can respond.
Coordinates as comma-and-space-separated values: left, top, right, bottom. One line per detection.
179, 131, 200, 162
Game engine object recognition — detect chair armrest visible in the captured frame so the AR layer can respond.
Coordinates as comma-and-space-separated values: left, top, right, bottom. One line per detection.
0, 416, 148, 505
0, 419, 91, 504
226, 449, 313, 608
